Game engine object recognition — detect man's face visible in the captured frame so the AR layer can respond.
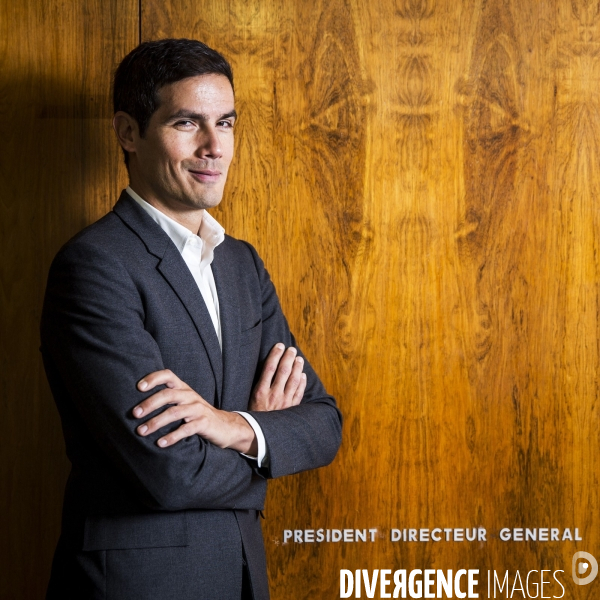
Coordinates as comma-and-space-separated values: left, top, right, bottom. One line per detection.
128, 74, 236, 213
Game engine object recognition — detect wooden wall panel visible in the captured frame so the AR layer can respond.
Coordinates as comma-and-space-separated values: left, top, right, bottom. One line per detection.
144, 0, 600, 598
2, 0, 599, 597
0, 1, 136, 597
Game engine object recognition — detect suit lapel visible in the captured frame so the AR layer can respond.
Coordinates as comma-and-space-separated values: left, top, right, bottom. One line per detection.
211, 243, 241, 411
156, 246, 224, 403
113, 191, 223, 404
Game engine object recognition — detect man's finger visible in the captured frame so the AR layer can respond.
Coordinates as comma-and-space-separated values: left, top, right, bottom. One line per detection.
254, 343, 286, 394
291, 373, 307, 406
137, 403, 191, 436
156, 421, 198, 448
133, 387, 188, 418
283, 355, 304, 398
137, 368, 183, 392
271, 347, 298, 391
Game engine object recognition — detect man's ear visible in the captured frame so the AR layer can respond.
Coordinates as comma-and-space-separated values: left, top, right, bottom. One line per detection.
112, 111, 139, 154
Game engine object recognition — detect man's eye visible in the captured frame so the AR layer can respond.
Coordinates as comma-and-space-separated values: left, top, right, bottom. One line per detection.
218, 120, 234, 128
175, 120, 194, 127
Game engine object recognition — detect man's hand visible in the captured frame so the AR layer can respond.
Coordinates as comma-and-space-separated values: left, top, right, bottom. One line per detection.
249, 343, 306, 411
133, 343, 306, 449
134, 370, 257, 454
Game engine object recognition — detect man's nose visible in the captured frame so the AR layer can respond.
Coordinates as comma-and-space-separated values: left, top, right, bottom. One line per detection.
196, 127, 222, 158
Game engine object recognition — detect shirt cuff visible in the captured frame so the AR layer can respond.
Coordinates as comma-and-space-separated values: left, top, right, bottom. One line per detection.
235, 411, 268, 468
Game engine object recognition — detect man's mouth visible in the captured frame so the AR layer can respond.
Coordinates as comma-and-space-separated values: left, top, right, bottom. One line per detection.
189, 169, 221, 183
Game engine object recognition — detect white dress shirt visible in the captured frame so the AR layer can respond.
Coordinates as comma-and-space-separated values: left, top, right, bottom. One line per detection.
127, 186, 267, 466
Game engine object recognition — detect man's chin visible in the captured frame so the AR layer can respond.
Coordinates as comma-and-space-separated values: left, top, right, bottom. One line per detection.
185, 185, 225, 210
177, 190, 223, 211
196, 196, 223, 210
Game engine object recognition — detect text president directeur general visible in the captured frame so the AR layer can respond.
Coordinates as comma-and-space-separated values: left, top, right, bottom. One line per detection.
41, 38, 342, 600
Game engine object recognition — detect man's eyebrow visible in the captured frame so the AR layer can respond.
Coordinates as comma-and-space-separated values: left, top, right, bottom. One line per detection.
166, 109, 237, 122
219, 110, 237, 121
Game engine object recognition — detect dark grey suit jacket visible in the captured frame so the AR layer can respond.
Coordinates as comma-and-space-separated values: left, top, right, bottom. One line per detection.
41, 191, 342, 600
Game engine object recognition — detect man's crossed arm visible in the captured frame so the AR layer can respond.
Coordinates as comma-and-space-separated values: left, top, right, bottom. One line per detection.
133, 343, 306, 455
42, 235, 341, 509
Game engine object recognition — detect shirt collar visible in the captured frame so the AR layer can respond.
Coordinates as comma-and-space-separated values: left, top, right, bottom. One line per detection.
126, 186, 225, 259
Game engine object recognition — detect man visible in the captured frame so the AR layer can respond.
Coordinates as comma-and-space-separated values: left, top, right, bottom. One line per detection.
41, 38, 342, 600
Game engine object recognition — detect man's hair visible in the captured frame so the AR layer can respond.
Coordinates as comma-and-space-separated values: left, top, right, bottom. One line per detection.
113, 38, 234, 165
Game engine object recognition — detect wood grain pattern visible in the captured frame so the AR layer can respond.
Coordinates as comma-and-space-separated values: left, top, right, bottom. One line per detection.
3, 0, 600, 597
143, 1, 600, 597
0, 1, 136, 597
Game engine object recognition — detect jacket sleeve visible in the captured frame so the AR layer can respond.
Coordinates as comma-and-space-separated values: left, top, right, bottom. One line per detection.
241, 242, 343, 479
41, 240, 265, 512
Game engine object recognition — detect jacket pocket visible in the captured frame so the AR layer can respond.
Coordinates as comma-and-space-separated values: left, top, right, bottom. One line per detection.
239, 321, 262, 348
82, 512, 188, 551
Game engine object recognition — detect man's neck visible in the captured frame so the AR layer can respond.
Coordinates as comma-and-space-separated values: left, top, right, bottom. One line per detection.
127, 182, 204, 235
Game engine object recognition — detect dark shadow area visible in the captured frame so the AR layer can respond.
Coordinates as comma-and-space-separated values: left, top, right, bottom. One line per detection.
0, 65, 125, 598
